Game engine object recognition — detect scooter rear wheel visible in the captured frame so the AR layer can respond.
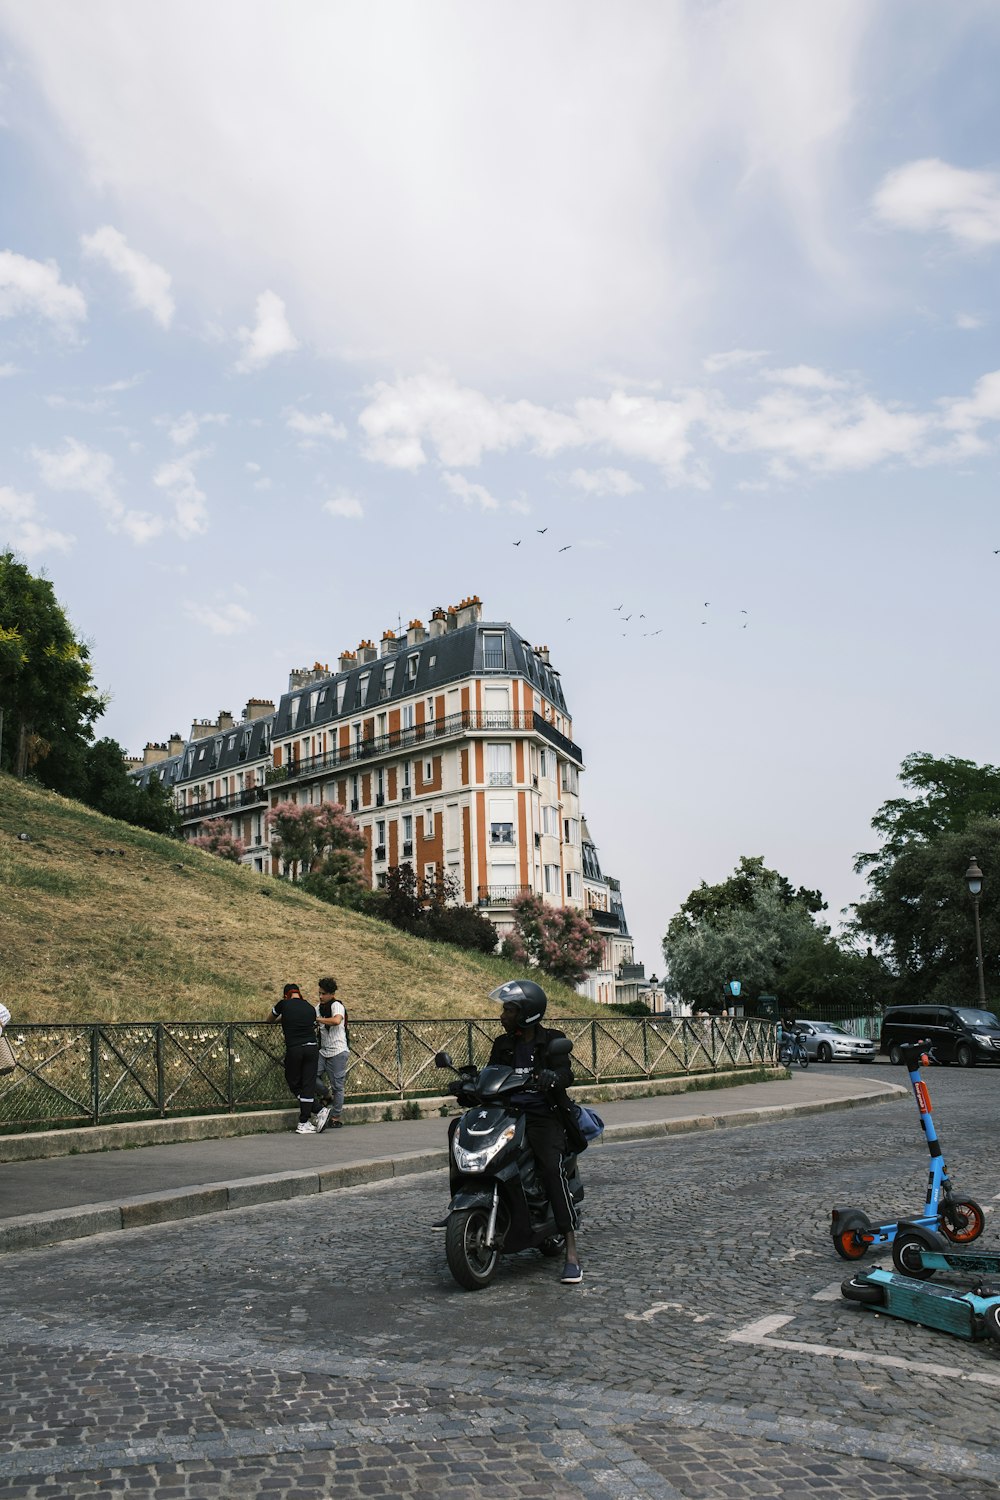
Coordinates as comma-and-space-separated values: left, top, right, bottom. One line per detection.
940, 1198, 985, 1244
841, 1274, 885, 1306
445, 1207, 499, 1291
833, 1228, 869, 1261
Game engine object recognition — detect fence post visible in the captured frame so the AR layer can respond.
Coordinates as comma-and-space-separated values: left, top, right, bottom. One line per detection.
90, 1027, 100, 1124
156, 1023, 165, 1116
466, 1020, 473, 1068
642, 1018, 649, 1078
591, 1020, 598, 1081
396, 1022, 404, 1098
227, 1023, 236, 1112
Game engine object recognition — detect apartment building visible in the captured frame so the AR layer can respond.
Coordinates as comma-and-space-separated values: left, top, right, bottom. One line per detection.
580, 820, 642, 1007
130, 596, 598, 943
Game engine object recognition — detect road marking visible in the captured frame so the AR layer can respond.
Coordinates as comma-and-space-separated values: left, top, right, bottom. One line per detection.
811, 1282, 847, 1301
780, 1247, 820, 1261
727, 1314, 1000, 1390
626, 1301, 712, 1324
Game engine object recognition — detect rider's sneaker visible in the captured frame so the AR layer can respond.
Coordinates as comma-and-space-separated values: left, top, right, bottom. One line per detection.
560, 1261, 583, 1284
314, 1106, 332, 1133
295, 1121, 317, 1134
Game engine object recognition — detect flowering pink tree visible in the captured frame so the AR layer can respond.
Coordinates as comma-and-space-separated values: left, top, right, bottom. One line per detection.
500, 892, 603, 987
191, 817, 246, 863
267, 799, 366, 898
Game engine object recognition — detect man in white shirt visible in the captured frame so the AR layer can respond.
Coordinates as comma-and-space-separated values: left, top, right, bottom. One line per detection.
315, 977, 349, 1128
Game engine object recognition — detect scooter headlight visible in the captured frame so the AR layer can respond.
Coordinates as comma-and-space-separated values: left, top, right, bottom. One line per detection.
452, 1125, 516, 1173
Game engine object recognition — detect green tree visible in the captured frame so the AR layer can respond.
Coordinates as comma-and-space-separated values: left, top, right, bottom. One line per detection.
851, 814, 1000, 1005
82, 738, 179, 835
855, 752, 1000, 880
0, 552, 106, 786
662, 885, 821, 1011
665, 854, 825, 946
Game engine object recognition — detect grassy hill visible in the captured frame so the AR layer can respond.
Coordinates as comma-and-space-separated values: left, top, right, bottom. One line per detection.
0, 774, 605, 1024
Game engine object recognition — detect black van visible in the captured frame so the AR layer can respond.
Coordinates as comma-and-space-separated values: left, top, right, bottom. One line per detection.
879, 1004, 1000, 1066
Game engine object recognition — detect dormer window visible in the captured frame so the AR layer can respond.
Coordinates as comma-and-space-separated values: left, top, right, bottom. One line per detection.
290, 697, 301, 729
358, 672, 371, 708
406, 654, 418, 682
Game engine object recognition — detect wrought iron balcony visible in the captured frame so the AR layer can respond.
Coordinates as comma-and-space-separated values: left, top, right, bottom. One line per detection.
180, 785, 267, 821
272, 709, 582, 785
477, 884, 532, 907
588, 908, 622, 931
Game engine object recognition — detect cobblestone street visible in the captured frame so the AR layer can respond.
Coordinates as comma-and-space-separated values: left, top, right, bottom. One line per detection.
1, 1069, 998, 1497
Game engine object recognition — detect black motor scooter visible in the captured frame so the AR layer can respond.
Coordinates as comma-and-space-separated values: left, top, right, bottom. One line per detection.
434, 1039, 583, 1290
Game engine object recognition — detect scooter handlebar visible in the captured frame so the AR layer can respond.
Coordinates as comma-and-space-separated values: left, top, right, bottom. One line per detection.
898, 1039, 932, 1068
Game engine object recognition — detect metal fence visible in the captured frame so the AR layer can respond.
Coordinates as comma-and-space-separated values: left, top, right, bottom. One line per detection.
0, 1016, 776, 1132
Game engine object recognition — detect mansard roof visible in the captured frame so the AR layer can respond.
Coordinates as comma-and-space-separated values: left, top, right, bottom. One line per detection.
175, 712, 274, 788
272, 620, 569, 739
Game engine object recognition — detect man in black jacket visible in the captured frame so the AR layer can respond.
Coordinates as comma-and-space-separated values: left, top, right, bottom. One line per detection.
486, 978, 582, 1284
269, 982, 328, 1135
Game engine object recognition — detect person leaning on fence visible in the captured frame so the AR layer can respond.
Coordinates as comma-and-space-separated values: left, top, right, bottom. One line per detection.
269, 983, 330, 1135
315, 977, 349, 1129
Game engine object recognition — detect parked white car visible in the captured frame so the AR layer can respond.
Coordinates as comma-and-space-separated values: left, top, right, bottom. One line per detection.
793, 1020, 876, 1063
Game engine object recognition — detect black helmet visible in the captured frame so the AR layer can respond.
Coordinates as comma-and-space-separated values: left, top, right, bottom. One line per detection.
488, 978, 548, 1027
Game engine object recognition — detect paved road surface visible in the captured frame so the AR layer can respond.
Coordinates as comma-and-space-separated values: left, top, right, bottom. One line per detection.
1, 1066, 998, 1497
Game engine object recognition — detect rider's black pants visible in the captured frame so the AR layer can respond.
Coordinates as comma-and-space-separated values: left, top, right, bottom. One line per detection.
526, 1113, 579, 1235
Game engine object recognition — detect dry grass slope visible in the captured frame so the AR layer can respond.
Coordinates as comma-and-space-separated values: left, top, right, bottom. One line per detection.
0, 774, 604, 1024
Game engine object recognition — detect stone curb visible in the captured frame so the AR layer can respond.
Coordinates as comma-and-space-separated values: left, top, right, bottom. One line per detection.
0, 1090, 900, 1256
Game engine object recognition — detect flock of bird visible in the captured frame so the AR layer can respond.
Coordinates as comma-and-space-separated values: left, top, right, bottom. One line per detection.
508, 527, 750, 639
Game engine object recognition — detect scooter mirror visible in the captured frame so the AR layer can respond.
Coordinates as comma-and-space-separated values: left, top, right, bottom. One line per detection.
433, 1051, 454, 1069
547, 1037, 573, 1058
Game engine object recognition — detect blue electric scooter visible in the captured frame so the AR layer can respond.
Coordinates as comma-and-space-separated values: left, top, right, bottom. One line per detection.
843, 1221, 1000, 1349
830, 1039, 984, 1261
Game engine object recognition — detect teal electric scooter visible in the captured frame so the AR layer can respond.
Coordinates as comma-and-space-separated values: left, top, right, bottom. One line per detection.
843, 1222, 1000, 1349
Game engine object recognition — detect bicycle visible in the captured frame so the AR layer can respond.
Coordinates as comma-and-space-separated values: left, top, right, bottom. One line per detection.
779, 1031, 809, 1069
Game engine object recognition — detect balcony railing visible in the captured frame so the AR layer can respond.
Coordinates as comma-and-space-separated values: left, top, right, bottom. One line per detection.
273, 710, 568, 785
587, 908, 621, 931
180, 785, 267, 821
477, 884, 532, 907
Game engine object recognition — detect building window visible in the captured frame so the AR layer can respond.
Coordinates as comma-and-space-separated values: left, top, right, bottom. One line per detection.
407, 654, 418, 682
486, 742, 513, 787
544, 863, 559, 895
426, 696, 435, 724
425, 809, 434, 838
423, 757, 433, 782
350, 771, 360, 811
566, 871, 576, 898
375, 766, 385, 804
309, 690, 319, 717
539, 748, 548, 779
401, 760, 412, 798
336, 680, 347, 713
402, 813, 413, 856
382, 664, 395, 698
353, 721, 362, 747
402, 703, 415, 731
490, 822, 514, 846
290, 697, 300, 729
482, 631, 505, 670
358, 673, 371, 708
542, 805, 559, 836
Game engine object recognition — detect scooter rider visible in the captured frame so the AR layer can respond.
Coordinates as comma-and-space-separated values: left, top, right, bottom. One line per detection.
485, 978, 583, 1285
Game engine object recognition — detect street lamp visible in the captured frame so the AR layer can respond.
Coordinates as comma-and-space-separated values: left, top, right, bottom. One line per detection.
965, 857, 987, 1004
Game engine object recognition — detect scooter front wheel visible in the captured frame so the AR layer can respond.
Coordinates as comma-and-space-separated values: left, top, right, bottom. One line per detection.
940, 1198, 985, 1245
445, 1207, 500, 1290
984, 1303, 1000, 1349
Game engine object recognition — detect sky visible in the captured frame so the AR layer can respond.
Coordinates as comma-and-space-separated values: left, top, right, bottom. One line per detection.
1, 1, 1000, 979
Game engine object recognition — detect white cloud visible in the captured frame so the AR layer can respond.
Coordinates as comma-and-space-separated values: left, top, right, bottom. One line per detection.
0, 362, 18, 377
161, 410, 228, 447
0, 484, 74, 557
956, 313, 984, 331
80, 225, 175, 327
442, 471, 499, 511
0, 250, 86, 328
569, 467, 643, 496
708, 389, 929, 472
153, 450, 209, 537
761, 365, 849, 392
0, 4, 875, 373
183, 599, 253, 635
285, 408, 347, 442
234, 290, 299, 373
323, 493, 364, 520
98, 373, 145, 392
872, 158, 1000, 249
702, 349, 769, 374
44, 393, 109, 413
31, 437, 162, 542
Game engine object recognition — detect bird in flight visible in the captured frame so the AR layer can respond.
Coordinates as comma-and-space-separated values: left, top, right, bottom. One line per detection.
558, 545, 572, 552
537, 527, 548, 534
639, 613, 645, 619
624, 614, 632, 622
704, 601, 710, 607
614, 603, 623, 611
512, 539, 522, 546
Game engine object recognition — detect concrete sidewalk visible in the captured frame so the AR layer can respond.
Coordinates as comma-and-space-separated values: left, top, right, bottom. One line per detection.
0, 1069, 905, 1254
